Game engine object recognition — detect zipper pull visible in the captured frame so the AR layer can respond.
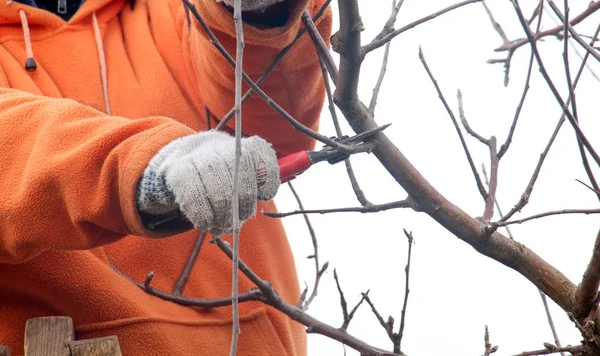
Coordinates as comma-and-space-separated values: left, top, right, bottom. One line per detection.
57, 0, 67, 14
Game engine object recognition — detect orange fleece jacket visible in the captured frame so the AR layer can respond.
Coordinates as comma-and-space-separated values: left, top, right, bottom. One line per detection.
0, 0, 331, 354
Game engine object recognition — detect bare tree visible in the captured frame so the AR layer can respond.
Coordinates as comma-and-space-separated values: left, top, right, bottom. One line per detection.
106, 0, 600, 355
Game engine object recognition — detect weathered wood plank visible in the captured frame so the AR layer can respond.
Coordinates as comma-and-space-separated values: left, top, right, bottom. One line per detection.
66, 336, 122, 356
0, 345, 10, 356
24, 316, 73, 356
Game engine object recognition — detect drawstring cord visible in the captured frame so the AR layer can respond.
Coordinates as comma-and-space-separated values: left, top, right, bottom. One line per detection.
18, 10, 37, 71
14, 7, 112, 115
92, 12, 111, 115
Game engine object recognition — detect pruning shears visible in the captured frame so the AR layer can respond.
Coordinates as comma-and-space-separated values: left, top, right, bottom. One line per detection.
277, 124, 391, 183
145, 124, 390, 230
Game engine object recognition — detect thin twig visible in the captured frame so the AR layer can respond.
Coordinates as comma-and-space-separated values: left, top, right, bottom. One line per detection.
333, 269, 350, 328
182, 0, 366, 154
213, 238, 399, 356
369, 40, 392, 115
576, 178, 600, 195
173, 231, 207, 295
483, 137, 498, 220
496, 1, 600, 53
318, 52, 371, 206
490, 87, 545, 226
483, 1, 514, 86
512, 0, 600, 169
547, 1, 600, 64
419, 48, 488, 202
109, 259, 264, 307
368, 0, 396, 115
539, 292, 565, 355
347, 291, 369, 329
483, 325, 498, 355
497, 6, 539, 159
263, 200, 412, 217
363, 0, 482, 54
457, 90, 488, 145
548, 0, 600, 201
568, 312, 595, 344
495, 13, 600, 226
229, 0, 244, 353
397, 229, 413, 353
510, 344, 585, 356
484, 168, 564, 352
302, 10, 338, 82
287, 182, 327, 311
372, 0, 405, 41
456, 91, 497, 219
497, 208, 600, 227
216, 0, 332, 129
362, 293, 395, 342
205, 105, 211, 130
575, 229, 600, 318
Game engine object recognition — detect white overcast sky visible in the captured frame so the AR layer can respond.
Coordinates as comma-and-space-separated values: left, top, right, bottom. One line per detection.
272, 1, 600, 355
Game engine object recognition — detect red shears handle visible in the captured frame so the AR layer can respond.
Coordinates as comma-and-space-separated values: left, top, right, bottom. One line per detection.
278, 151, 312, 183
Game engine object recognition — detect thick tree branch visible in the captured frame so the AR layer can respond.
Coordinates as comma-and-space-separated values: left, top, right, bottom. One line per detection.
575, 229, 600, 314
335, 0, 580, 324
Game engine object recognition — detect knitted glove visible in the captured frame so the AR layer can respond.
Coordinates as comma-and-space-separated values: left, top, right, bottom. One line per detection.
137, 131, 280, 236
217, 0, 284, 12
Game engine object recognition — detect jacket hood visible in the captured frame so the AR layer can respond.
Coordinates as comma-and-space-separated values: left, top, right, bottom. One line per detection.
0, 0, 125, 33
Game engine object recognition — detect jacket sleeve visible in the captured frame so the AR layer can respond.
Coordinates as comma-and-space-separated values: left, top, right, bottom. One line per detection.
0, 86, 196, 263
172, 0, 332, 157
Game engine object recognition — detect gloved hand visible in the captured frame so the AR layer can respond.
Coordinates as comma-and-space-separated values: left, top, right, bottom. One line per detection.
137, 131, 280, 236
217, 0, 284, 12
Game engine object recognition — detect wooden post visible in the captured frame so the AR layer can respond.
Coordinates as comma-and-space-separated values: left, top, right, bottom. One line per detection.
66, 336, 122, 356
24, 317, 73, 356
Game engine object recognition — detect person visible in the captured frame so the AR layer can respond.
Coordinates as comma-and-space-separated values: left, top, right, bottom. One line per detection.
0, 0, 331, 353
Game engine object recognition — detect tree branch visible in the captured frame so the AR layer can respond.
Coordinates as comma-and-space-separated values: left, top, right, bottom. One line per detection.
183, 0, 367, 155
173, 231, 207, 295
263, 199, 412, 217
363, 0, 482, 54
512, 0, 600, 169
335, 0, 581, 326
497, 208, 600, 227
302, 10, 338, 82
419, 49, 488, 203
495, 1, 600, 54
397, 229, 413, 353
213, 238, 399, 356
575, 229, 600, 316
286, 182, 328, 311
229, 0, 244, 352
216, 0, 333, 129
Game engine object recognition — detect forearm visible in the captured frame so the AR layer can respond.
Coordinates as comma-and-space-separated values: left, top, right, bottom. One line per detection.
0, 88, 194, 263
